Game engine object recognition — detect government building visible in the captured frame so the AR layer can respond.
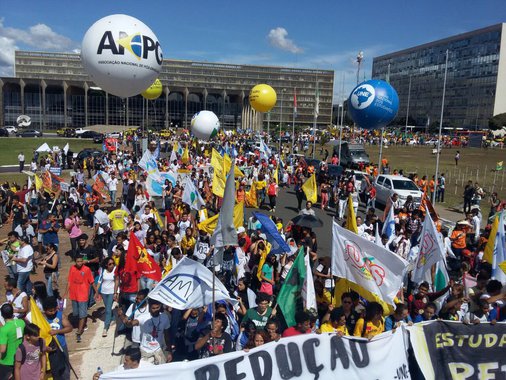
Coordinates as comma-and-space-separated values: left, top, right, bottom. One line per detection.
372, 23, 506, 129
0, 51, 334, 132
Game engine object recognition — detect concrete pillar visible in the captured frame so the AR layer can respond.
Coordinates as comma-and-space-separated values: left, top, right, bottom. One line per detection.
84, 82, 89, 127
105, 92, 109, 126
41, 80, 47, 129
203, 88, 208, 110
184, 88, 189, 130
0, 79, 4, 128
20, 79, 25, 115
63, 81, 68, 128
164, 86, 169, 128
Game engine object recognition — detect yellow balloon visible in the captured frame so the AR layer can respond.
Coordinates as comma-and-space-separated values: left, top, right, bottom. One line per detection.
249, 84, 277, 113
141, 79, 163, 100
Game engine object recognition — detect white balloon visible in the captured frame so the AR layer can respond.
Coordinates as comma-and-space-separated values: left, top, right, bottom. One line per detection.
191, 111, 220, 141
81, 14, 163, 98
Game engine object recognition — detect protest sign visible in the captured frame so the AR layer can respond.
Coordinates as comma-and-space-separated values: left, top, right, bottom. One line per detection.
101, 330, 410, 380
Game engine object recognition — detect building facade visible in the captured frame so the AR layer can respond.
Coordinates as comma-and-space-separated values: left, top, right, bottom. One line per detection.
0, 51, 334, 132
372, 23, 506, 129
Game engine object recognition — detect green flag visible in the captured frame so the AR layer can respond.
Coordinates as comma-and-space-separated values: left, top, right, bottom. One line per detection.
277, 248, 306, 327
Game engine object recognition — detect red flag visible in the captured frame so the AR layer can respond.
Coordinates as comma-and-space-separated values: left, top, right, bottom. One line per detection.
127, 231, 162, 281
92, 173, 111, 203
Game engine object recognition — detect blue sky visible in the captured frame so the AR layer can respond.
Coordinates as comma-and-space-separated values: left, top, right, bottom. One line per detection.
1, 0, 504, 99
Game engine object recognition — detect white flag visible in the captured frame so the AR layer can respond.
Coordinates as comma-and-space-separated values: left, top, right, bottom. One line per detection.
63, 143, 69, 155
382, 205, 395, 239
181, 177, 205, 211
412, 215, 446, 284
211, 162, 238, 249
332, 221, 408, 307
148, 256, 237, 309
302, 253, 317, 313
139, 149, 162, 183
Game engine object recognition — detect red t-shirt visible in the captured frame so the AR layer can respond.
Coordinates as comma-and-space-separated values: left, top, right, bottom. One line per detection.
282, 327, 311, 337
68, 265, 94, 302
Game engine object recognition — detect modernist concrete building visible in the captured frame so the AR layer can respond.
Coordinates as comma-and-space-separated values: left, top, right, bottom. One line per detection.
0, 51, 334, 132
372, 23, 506, 129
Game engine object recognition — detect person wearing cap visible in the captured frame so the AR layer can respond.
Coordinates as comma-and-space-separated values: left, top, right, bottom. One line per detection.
450, 221, 469, 259
11, 236, 33, 296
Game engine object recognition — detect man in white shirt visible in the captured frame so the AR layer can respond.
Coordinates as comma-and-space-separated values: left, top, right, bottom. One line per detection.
92, 346, 152, 379
14, 219, 35, 244
108, 173, 119, 204
117, 289, 151, 347
18, 152, 25, 173
12, 236, 33, 295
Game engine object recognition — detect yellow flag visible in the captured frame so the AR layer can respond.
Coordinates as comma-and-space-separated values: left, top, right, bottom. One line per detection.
346, 194, 358, 234
333, 278, 394, 316
211, 149, 226, 197
224, 154, 245, 177
273, 165, 279, 185
30, 298, 61, 348
197, 202, 244, 234
483, 214, 499, 264
245, 185, 258, 208
34, 174, 43, 192
302, 173, 317, 204
173, 141, 179, 153
182, 146, 189, 164
256, 242, 272, 281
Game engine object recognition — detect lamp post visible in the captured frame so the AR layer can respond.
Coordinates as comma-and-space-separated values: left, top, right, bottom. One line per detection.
433, 49, 449, 205
356, 51, 364, 85
405, 75, 412, 138
279, 89, 285, 153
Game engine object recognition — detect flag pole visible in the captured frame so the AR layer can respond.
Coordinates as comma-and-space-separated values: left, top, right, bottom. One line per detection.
433, 49, 449, 205
378, 127, 385, 174
291, 87, 296, 156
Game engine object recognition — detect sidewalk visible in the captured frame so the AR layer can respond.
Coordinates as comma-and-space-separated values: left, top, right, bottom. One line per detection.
434, 204, 464, 224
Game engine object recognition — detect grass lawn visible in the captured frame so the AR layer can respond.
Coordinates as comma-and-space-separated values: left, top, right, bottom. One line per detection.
0, 137, 98, 165
363, 145, 506, 210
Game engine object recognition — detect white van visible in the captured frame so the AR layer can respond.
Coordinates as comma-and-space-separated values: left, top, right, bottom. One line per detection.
374, 175, 423, 207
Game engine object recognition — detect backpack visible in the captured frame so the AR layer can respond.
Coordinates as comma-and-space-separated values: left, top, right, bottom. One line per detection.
18, 338, 44, 364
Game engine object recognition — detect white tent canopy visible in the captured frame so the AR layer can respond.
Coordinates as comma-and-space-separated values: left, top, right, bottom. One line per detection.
35, 143, 52, 153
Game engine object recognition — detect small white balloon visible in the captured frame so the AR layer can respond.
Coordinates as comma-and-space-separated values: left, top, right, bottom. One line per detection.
81, 14, 163, 98
191, 111, 220, 141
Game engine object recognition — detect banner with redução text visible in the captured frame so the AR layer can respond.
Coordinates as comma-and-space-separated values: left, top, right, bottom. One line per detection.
408, 321, 506, 380
100, 330, 410, 380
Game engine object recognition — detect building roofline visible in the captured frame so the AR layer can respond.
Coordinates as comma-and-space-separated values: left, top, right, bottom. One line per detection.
374, 23, 504, 60
15, 50, 334, 74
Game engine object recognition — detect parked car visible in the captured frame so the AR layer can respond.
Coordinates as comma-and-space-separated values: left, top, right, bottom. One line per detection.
374, 174, 423, 208
0, 128, 9, 137
5, 126, 17, 134
75, 128, 90, 136
18, 129, 43, 137
56, 127, 77, 137
80, 130, 103, 139
93, 134, 105, 143
159, 129, 171, 138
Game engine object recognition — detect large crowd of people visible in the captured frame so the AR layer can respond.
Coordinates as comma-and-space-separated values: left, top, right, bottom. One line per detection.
0, 129, 504, 379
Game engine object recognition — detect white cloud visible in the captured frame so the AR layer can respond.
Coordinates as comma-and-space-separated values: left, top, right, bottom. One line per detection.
267, 27, 303, 54
0, 18, 79, 76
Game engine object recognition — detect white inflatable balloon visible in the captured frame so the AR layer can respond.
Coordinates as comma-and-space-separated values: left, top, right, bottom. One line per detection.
191, 111, 220, 140
81, 14, 163, 98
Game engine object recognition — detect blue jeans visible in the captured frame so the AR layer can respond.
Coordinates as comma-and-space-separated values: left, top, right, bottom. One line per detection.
17, 271, 32, 296
110, 190, 116, 204
45, 272, 58, 297
100, 293, 114, 330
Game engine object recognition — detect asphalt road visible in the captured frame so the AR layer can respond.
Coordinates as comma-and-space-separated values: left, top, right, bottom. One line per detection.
243, 187, 368, 258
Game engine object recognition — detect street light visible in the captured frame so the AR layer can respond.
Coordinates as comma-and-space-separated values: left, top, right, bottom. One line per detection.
356, 51, 364, 85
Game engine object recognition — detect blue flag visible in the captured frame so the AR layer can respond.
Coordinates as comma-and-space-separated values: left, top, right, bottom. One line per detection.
253, 212, 291, 255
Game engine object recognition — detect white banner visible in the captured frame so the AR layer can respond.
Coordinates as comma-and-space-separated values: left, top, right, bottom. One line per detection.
101, 329, 410, 380
148, 257, 237, 309
332, 221, 408, 307
412, 215, 446, 284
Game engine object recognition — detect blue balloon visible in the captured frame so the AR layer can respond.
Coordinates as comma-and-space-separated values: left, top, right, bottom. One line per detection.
348, 80, 399, 129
